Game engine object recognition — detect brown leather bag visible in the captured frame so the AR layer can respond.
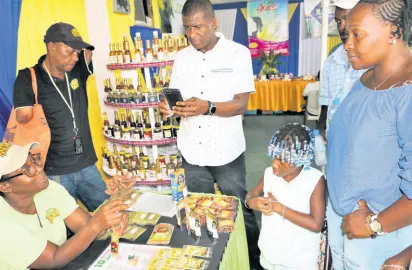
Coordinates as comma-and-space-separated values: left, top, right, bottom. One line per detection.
3, 67, 51, 166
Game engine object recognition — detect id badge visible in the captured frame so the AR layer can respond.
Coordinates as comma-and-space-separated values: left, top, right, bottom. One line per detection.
73, 136, 83, 155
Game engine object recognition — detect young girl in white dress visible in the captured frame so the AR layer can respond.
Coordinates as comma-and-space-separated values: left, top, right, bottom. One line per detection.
246, 123, 326, 270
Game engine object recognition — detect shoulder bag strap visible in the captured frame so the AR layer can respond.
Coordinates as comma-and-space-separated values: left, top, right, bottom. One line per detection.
28, 67, 38, 104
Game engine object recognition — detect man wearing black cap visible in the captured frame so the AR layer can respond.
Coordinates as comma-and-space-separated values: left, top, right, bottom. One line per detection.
13, 22, 108, 211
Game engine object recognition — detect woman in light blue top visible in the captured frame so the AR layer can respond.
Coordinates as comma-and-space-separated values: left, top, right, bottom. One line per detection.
326, 0, 412, 269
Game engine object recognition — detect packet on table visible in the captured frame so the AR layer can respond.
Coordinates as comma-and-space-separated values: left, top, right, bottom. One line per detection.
183, 245, 213, 258
147, 223, 174, 245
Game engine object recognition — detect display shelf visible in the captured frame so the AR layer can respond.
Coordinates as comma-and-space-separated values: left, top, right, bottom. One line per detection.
107, 60, 174, 70
102, 166, 171, 186
104, 134, 177, 146
104, 100, 160, 109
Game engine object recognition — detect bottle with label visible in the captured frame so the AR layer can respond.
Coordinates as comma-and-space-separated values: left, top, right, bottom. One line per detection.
172, 117, 180, 138
136, 114, 144, 140
138, 159, 146, 181
115, 157, 123, 176
113, 144, 119, 157
148, 89, 158, 103
116, 43, 124, 64
102, 145, 108, 168
122, 127, 131, 140
157, 39, 166, 61
114, 111, 120, 127
313, 129, 327, 167
109, 44, 114, 64
128, 159, 136, 176
131, 145, 138, 168
121, 113, 128, 129
177, 37, 184, 51
109, 124, 114, 138
142, 155, 150, 169
138, 146, 145, 159
144, 115, 152, 140
109, 155, 117, 176
120, 89, 128, 104
107, 78, 113, 92
134, 33, 142, 63
167, 39, 175, 60
123, 34, 132, 64
152, 31, 159, 60
103, 112, 110, 135
153, 113, 163, 140
156, 160, 163, 182
166, 159, 175, 181
104, 79, 110, 93
145, 40, 153, 62
146, 162, 157, 181
184, 37, 189, 47
162, 115, 172, 138
119, 145, 127, 163
176, 155, 182, 168
130, 113, 137, 131
113, 124, 122, 139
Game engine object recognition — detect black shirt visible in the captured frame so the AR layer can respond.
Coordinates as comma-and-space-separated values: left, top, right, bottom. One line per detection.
13, 53, 97, 175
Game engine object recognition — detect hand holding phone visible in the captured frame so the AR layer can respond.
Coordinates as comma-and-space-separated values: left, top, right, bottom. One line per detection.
162, 88, 184, 109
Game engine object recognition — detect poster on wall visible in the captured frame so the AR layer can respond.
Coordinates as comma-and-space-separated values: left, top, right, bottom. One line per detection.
157, 0, 186, 35
303, 0, 338, 38
113, 0, 131, 14
247, 0, 289, 58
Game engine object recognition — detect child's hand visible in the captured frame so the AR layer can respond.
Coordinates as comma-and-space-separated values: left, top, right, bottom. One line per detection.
268, 192, 283, 214
248, 196, 273, 215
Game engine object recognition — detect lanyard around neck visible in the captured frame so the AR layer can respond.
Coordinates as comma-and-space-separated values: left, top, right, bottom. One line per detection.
42, 62, 78, 135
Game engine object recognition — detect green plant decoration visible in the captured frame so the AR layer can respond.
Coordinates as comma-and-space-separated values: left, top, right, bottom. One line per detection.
258, 49, 282, 77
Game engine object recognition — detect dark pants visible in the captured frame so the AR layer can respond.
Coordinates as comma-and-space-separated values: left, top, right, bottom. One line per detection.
183, 153, 260, 269
48, 164, 108, 212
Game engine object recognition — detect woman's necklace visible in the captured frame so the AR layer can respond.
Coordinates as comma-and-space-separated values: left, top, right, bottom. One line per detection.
373, 52, 412, 90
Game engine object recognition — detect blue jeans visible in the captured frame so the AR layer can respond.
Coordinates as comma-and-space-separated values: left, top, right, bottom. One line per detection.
48, 164, 108, 212
327, 200, 412, 269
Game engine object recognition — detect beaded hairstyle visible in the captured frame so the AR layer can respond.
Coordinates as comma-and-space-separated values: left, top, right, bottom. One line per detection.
267, 123, 315, 169
360, 0, 412, 46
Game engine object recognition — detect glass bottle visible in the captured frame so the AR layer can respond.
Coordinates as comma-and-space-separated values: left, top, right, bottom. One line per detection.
113, 124, 122, 139
114, 111, 120, 126
123, 34, 132, 64
156, 160, 163, 181
136, 113, 144, 140
145, 40, 153, 62
172, 117, 180, 138
116, 43, 124, 64
109, 155, 117, 176
153, 113, 163, 140
103, 112, 110, 135
144, 115, 152, 140
131, 145, 139, 168
138, 159, 146, 181
162, 115, 172, 139
152, 31, 159, 60
157, 39, 165, 61
121, 113, 128, 129
138, 146, 145, 159
134, 33, 142, 63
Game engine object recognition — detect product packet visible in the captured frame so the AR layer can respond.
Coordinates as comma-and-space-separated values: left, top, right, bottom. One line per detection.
183, 245, 213, 259
123, 225, 147, 241
187, 208, 202, 242
110, 230, 120, 256
147, 223, 174, 245
129, 211, 161, 226
206, 209, 219, 240
182, 257, 210, 270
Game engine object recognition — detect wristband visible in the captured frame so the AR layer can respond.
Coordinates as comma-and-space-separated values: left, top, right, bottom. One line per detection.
245, 194, 253, 209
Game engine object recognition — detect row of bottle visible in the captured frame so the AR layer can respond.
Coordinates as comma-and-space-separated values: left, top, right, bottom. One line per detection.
103, 110, 180, 141
104, 74, 169, 104
109, 31, 189, 64
103, 144, 182, 182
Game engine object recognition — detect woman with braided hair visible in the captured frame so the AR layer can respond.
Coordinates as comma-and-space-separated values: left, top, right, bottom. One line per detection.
326, 0, 412, 268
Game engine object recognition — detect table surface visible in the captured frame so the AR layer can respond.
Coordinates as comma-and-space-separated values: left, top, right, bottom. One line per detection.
59, 215, 230, 270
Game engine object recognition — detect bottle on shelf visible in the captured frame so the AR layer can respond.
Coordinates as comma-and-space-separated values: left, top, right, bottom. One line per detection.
167, 38, 176, 60
109, 44, 115, 64
119, 145, 127, 163
153, 113, 163, 140
145, 40, 153, 62
177, 37, 184, 51
108, 155, 117, 175
103, 112, 110, 135
156, 160, 162, 181
128, 159, 136, 176
131, 145, 138, 168
130, 113, 137, 130
136, 114, 144, 140
138, 159, 146, 181
134, 32, 142, 63
176, 155, 183, 168
172, 117, 180, 138
116, 43, 124, 64
123, 34, 132, 64
114, 111, 120, 126
102, 145, 108, 168
144, 114, 152, 140
138, 146, 145, 159
166, 158, 175, 178
157, 39, 166, 61
113, 123, 122, 139
146, 162, 156, 181
152, 31, 159, 60
184, 37, 189, 47
162, 115, 172, 138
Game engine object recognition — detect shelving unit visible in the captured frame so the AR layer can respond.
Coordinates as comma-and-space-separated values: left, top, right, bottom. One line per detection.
103, 59, 178, 190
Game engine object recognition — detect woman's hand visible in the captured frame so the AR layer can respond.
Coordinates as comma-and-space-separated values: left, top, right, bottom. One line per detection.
248, 196, 273, 215
90, 200, 129, 233
341, 200, 374, 239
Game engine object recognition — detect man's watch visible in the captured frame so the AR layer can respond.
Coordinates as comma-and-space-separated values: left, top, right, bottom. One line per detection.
206, 101, 216, 116
368, 214, 387, 236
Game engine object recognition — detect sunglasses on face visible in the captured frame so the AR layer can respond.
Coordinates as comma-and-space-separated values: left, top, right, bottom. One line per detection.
0, 154, 43, 182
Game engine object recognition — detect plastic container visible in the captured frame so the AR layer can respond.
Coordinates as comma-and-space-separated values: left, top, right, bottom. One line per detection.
313, 129, 327, 167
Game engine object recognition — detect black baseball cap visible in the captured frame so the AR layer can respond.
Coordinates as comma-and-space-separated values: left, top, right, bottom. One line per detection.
44, 22, 95, 51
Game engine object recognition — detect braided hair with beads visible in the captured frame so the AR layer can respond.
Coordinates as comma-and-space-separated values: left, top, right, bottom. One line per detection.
267, 123, 315, 169
360, 0, 412, 45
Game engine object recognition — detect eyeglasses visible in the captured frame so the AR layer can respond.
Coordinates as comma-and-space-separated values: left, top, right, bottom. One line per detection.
0, 154, 42, 182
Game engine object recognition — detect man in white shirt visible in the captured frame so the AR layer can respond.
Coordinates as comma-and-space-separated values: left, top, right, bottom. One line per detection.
159, 0, 260, 268
317, 0, 365, 140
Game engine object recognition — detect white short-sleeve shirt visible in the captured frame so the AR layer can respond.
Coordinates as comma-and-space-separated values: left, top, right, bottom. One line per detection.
170, 33, 255, 166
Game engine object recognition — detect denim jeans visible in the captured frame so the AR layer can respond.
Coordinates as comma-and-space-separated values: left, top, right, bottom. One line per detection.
327, 200, 412, 270
48, 164, 108, 212
183, 153, 261, 269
